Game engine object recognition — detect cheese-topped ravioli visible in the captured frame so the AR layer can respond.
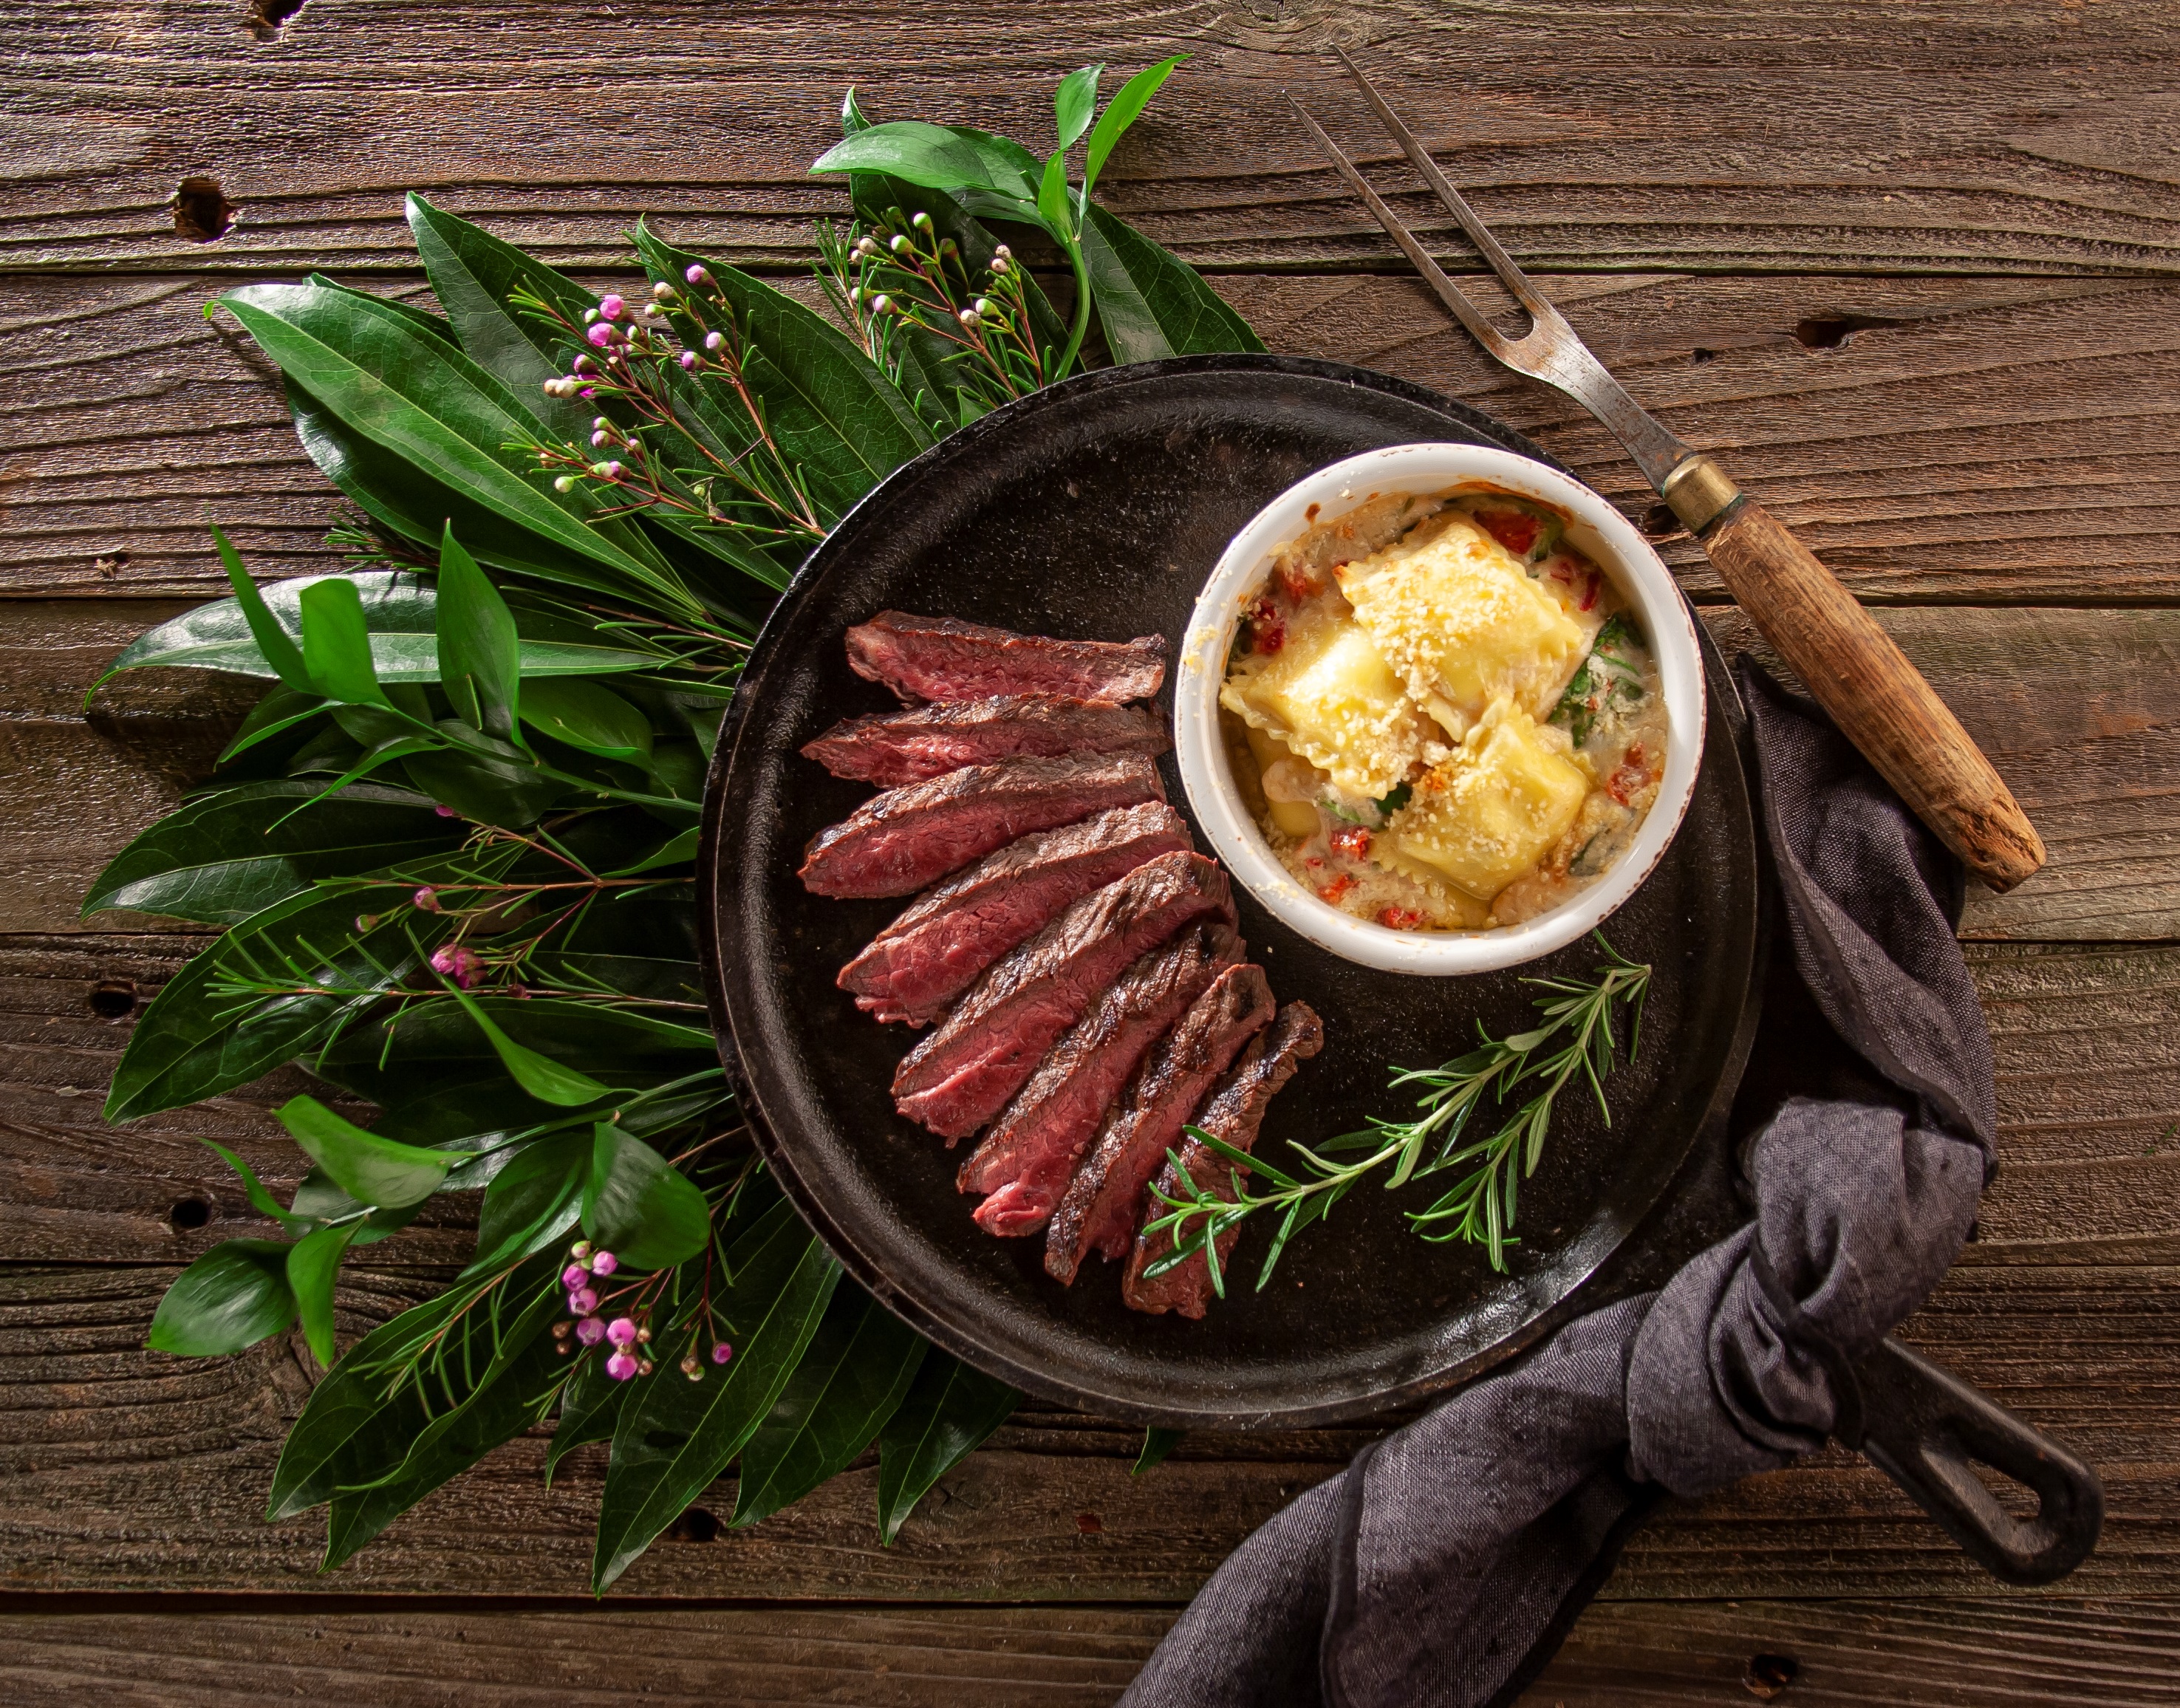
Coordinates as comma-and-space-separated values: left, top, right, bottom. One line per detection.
1336, 514, 1584, 725
1220, 597, 1426, 799
1385, 698, 1588, 902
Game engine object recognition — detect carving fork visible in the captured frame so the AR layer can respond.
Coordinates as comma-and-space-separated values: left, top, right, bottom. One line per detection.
1291, 52, 2044, 892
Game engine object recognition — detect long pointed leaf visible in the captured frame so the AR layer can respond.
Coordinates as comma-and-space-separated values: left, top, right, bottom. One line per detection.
434, 525, 522, 739
875, 1351, 1017, 1545
1080, 203, 1264, 363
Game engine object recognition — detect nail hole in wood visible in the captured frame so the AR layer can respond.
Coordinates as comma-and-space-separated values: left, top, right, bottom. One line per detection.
88, 980, 137, 1020
669, 1507, 720, 1542
1640, 503, 1681, 540
172, 177, 236, 242
169, 1196, 213, 1231
246, 0, 307, 38
95, 550, 131, 580
1792, 312, 1901, 352
1743, 1653, 1798, 1698
1690, 346, 1717, 364
1075, 1511, 1104, 1534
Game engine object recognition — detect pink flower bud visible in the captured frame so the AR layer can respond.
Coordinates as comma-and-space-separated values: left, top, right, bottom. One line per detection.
431, 944, 482, 988
605, 1316, 638, 1347
562, 1263, 590, 1290
587, 323, 616, 349
703, 330, 725, 352
606, 1350, 640, 1381
711, 1341, 733, 1364
679, 349, 697, 369
684, 263, 710, 286
413, 887, 441, 912
573, 353, 595, 375
591, 429, 611, 448
568, 1285, 599, 1316
598, 294, 625, 321
575, 1315, 606, 1346
434, 805, 459, 819
590, 1250, 618, 1277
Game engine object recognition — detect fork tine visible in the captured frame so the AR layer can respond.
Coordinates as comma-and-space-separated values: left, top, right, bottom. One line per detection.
1284, 94, 1509, 357
1331, 45, 1561, 324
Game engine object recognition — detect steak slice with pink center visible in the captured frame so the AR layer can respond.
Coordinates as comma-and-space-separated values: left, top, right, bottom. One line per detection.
840, 803, 1191, 1026
891, 852, 1235, 1141
1045, 963, 1276, 1285
1121, 1002, 1325, 1317
960, 921, 1241, 1237
802, 695, 1169, 787
844, 611, 1168, 705
798, 754, 1164, 899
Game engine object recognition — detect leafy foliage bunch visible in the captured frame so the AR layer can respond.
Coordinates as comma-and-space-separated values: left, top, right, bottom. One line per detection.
89, 64, 1255, 1593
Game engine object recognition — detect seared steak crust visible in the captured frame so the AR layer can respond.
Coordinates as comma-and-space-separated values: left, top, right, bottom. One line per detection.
845, 611, 1168, 705
1121, 1002, 1325, 1316
1045, 963, 1275, 1285
798, 755, 1164, 899
802, 695, 1169, 787
891, 851, 1235, 1141
841, 803, 1190, 1025
960, 922, 1241, 1237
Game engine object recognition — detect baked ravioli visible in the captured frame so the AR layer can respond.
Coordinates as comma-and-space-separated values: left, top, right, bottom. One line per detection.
1218, 487, 1671, 934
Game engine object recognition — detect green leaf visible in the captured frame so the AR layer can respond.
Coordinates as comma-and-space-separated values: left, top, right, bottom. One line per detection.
201, 1138, 315, 1233
400, 740, 566, 829
730, 1284, 926, 1528
287, 1222, 357, 1367
1055, 64, 1104, 151
875, 1351, 1018, 1545
1082, 55, 1189, 200
83, 782, 453, 926
1132, 1425, 1182, 1475
812, 120, 1042, 207
521, 677, 653, 762
291, 1166, 424, 1246
209, 525, 310, 691
1079, 202, 1265, 363
1038, 148, 1073, 241
298, 578, 391, 708
547, 1353, 632, 1482
634, 227, 934, 521
214, 282, 697, 616
470, 1131, 590, 1274
148, 1240, 296, 1356
582, 1124, 710, 1271
96, 570, 662, 690
103, 862, 478, 1124
607, 825, 699, 876
277, 1094, 468, 1209
592, 1200, 840, 1591
440, 980, 620, 1108
434, 525, 522, 739
841, 86, 872, 134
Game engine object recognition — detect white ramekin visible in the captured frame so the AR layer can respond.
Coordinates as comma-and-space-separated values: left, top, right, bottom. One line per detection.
1175, 443, 1705, 977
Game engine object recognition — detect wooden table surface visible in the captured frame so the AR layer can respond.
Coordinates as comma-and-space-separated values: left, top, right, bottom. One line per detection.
7, 2, 2180, 1701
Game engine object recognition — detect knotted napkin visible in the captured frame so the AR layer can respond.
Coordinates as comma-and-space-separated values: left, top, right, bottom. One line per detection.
1119, 659, 1998, 1708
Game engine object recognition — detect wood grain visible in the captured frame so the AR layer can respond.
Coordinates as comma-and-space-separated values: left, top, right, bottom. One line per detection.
15, 601, 2173, 941
7, 0, 2180, 279
12, 270, 2180, 607
0, 1596, 2173, 1707
0, 1260, 2166, 1600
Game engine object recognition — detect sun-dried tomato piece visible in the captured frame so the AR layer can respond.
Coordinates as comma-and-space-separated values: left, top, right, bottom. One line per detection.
1477, 509, 1541, 556
1248, 597, 1285, 655
1376, 905, 1425, 930
1329, 825, 1373, 861
1317, 873, 1356, 905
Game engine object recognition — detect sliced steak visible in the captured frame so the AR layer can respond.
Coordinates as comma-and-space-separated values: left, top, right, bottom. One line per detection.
962, 922, 1241, 1237
1121, 1002, 1325, 1317
841, 803, 1191, 1025
803, 695, 1169, 787
845, 611, 1168, 705
799, 754, 1165, 899
1045, 963, 1276, 1285
891, 851, 1235, 1141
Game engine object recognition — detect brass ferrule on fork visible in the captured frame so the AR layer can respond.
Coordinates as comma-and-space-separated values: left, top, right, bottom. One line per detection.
1660, 454, 1744, 537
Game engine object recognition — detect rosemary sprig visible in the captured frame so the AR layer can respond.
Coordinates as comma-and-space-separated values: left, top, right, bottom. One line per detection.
1142, 934, 1652, 1289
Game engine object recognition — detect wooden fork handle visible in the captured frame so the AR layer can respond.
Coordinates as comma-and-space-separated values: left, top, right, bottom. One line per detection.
1664, 458, 2045, 893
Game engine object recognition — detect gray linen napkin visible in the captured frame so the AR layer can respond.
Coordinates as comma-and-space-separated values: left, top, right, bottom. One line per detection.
1118, 659, 1998, 1708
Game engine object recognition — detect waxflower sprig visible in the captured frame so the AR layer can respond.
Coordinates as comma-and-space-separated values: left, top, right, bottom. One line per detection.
1143, 936, 1653, 1290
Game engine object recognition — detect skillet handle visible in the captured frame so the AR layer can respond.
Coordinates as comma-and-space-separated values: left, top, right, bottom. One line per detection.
1844, 1336, 2103, 1586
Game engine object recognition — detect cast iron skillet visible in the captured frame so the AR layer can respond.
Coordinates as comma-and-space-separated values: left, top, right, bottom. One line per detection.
700, 355, 2099, 1583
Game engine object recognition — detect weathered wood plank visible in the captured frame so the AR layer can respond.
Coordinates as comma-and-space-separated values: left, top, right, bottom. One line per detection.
0, 1596, 2170, 1707
3, 932, 2175, 1268
7, 1, 2180, 278
16, 602, 2173, 942
0, 1256, 2165, 1598
11, 270, 2180, 607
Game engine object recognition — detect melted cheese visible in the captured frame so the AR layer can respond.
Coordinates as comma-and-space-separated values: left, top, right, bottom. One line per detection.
1386, 698, 1588, 901
1336, 515, 1585, 722
1220, 598, 1426, 799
